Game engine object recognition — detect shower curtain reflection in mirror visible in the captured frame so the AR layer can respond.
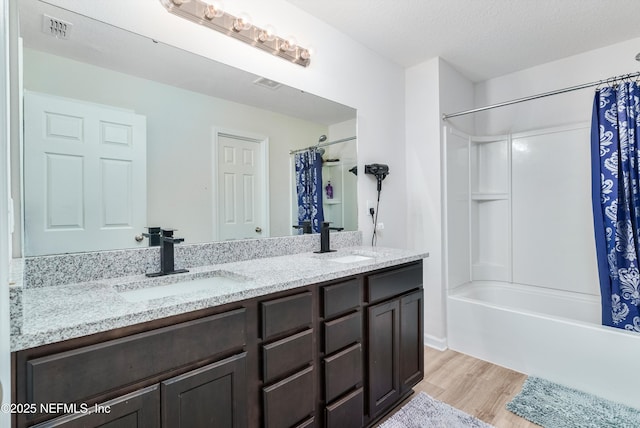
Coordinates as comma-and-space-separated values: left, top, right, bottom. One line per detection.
295, 149, 324, 233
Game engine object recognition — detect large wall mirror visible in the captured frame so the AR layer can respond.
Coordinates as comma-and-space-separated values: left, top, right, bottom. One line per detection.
14, 0, 358, 257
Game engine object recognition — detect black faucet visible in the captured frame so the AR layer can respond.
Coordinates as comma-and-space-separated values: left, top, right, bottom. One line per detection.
142, 226, 162, 247
315, 221, 344, 253
292, 220, 312, 234
146, 228, 189, 277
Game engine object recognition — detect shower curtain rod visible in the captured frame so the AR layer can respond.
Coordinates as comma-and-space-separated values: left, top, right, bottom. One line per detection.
442, 70, 640, 120
289, 136, 356, 155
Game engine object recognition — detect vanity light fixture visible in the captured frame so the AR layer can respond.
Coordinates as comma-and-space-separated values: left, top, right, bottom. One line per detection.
159, 0, 311, 67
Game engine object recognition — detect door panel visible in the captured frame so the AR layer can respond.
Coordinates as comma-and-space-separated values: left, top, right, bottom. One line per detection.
367, 299, 400, 418
31, 385, 159, 428
162, 353, 248, 428
400, 290, 424, 393
24, 91, 146, 255
216, 132, 266, 240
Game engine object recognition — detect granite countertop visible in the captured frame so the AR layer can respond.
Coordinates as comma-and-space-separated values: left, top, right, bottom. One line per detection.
11, 246, 428, 352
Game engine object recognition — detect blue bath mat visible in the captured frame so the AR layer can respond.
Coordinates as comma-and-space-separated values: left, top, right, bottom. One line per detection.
506, 376, 640, 428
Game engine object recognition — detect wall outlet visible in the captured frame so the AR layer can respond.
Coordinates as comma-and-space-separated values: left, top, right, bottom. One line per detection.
376, 222, 384, 230
367, 200, 375, 210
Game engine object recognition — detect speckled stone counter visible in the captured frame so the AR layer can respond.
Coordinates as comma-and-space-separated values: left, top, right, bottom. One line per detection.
11, 246, 428, 352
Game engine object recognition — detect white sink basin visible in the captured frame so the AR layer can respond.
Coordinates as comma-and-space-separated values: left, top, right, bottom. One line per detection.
116, 271, 248, 303
327, 255, 373, 264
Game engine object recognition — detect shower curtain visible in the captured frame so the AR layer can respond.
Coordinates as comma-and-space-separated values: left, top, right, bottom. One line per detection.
295, 149, 324, 233
591, 81, 640, 333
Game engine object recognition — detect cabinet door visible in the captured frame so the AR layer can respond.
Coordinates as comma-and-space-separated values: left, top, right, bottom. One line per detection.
32, 385, 159, 428
400, 289, 424, 393
161, 353, 247, 428
367, 299, 400, 418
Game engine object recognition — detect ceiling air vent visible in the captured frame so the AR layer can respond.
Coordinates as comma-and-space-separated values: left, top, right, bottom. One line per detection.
42, 14, 72, 40
253, 77, 282, 90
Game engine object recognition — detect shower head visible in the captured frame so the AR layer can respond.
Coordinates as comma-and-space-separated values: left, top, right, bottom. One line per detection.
315, 135, 327, 156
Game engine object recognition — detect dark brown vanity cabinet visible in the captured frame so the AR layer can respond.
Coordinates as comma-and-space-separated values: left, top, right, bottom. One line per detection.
14, 308, 248, 428
13, 260, 423, 428
366, 263, 424, 420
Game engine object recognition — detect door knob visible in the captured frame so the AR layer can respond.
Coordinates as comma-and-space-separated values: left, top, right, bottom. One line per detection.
134, 234, 144, 242
255, 227, 262, 233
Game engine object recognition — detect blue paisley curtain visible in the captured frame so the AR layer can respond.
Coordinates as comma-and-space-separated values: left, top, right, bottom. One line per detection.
591, 81, 640, 333
295, 149, 324, 233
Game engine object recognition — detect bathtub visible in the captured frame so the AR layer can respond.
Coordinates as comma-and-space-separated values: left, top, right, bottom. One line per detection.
447, 281, 640, 409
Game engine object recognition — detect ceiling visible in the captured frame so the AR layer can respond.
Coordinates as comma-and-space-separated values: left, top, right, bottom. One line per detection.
285, 0, 640, 82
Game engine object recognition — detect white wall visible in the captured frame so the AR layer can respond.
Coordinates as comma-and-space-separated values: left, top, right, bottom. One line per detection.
475, 37, 640, 135
405, 57, 474, 349
22, 48, 327, 247
45, 0, 408, 248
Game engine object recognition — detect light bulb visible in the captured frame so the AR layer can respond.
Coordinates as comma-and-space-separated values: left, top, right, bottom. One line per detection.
280, 35, 297, 52
257, 25, 277, 42
203, 1, 224, 19
233, 13, 252, 31
300, 49, 311, 61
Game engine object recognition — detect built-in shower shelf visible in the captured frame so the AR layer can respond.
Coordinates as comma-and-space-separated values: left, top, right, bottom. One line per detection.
471, 193, 509, 201
324, 200, 342, 205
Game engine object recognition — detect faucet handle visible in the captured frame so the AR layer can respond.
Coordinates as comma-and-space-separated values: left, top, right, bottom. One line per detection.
293, 221, 312, 234
142, 226, 162, 246
161, 228, 184, 244
161, 228, 177, 237
322, 221, 343, 231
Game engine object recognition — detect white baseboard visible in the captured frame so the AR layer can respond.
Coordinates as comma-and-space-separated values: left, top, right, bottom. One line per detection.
424, 334, 448, 351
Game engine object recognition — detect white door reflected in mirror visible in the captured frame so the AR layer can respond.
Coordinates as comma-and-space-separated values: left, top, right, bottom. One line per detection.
214, 131, 268, 240
24, 92, 147, 256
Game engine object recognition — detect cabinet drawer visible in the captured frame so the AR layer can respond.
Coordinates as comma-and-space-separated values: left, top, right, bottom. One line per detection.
32, 385, 160, 428
324, 343, 362, 403
325, 387, 363, 428
324, 311, 361, 355
26, 309, 246, 408
263, 329, 313, 383
367, 262, 422, 303
322, 279, 361, 318
261, 292, 312, 340
263, 366, 315, 428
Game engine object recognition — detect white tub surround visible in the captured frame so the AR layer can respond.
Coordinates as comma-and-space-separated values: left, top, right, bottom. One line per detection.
448, 281, 640, 409
442, 121, 640, 409
11, 245, 427, 352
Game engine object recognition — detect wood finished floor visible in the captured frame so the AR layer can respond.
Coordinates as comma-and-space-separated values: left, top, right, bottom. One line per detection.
377, 347, 541, 427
